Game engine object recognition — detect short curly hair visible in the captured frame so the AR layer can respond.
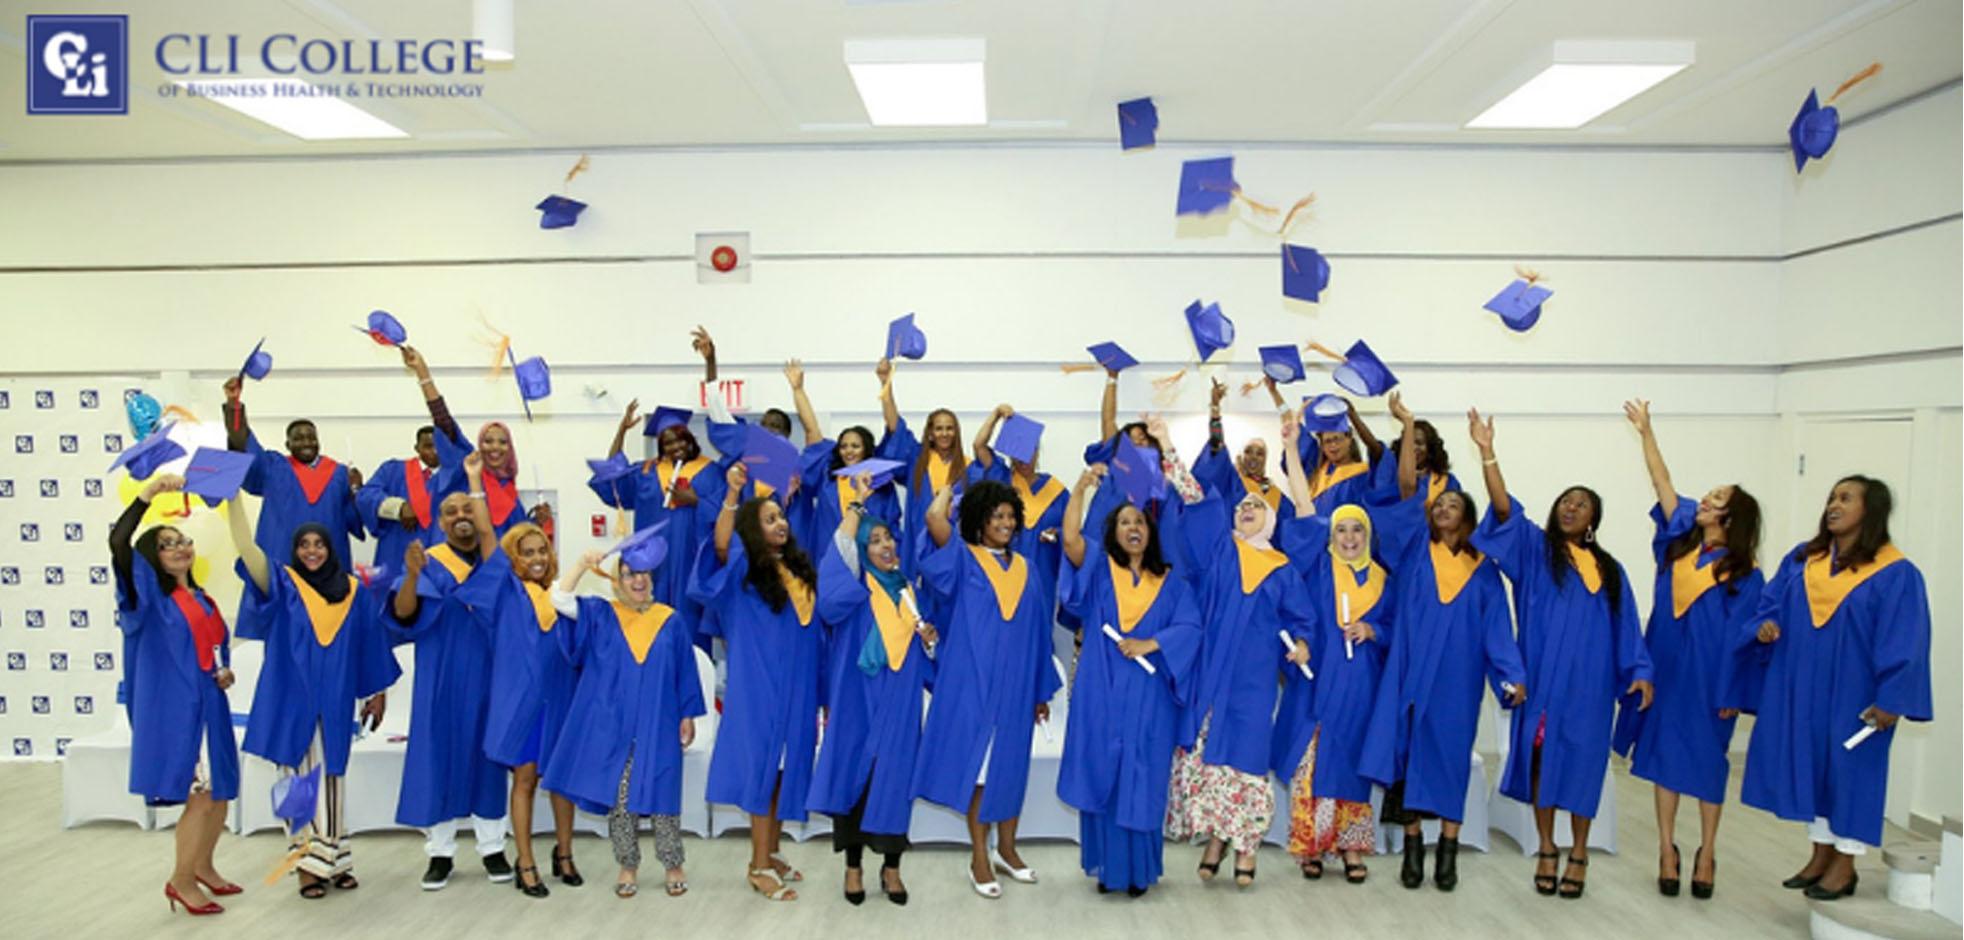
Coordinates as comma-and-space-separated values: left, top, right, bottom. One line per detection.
958, 480, 1026, 546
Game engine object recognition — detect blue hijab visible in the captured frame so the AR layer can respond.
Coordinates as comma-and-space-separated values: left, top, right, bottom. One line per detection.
856, 515, 910, 675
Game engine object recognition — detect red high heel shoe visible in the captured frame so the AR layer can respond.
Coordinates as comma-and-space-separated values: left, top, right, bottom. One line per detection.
165, 883, 225, 915
195, 874, 243, 896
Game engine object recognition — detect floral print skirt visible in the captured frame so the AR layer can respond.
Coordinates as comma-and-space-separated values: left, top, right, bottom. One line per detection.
1287, 729, 1375, 860
1164, 715, 1275, 855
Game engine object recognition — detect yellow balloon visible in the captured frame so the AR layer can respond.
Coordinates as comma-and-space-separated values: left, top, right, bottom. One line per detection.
115, 475, 232, 526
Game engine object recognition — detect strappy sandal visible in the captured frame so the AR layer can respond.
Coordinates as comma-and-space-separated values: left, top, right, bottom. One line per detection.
664, 873, 688, 898
749, 868, 797, 901
1344, 860, 1369, 884
1558, 853, 1588, 900
1197, 846, 1224, 882
1233, 859, 1257, 889
768, 853, 804, 883
330, 872, 359, 891
616, 871, 639, 899
298, 876, 328, 900
1533, 851, 1559, 896
1300, 859, 1324, 880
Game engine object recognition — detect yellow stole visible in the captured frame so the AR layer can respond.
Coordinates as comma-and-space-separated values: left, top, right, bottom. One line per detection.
1566, 543, 1603, 594
1109, 558, 1166, 633
1233, 539, 1289, 595
1241, 474, 1283, 513
523, 581, 558, 633
1423, 473, 1448, 509
1428, 541, 1483, 605
926, 450, 955, 493
864, 575, 918, 671
426, 543, 472, 583
1331, 555, 1386, 623
777, 563, 816, 626
286, 567, 356, 647
755, 480, 776, 500
1014, 474, 1066, 529
657, 455, 713, 498
967, 544, 1028, 620
610, 601, 674, 664
835, 477, 861, 518
1309, 460, 1368, 500
1803, 543, 1905, 628
1669, 546, 1732, 619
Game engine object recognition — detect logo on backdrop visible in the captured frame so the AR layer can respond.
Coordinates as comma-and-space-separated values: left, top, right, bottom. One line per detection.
26, 15, 130, 116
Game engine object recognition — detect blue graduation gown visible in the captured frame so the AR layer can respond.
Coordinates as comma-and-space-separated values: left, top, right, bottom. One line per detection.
1162, 492, 1315, 775
1614, 496, 1764, 805
807, 546, 935, 835
585, 455, 729, 616
239, 435, 365, 634
688, 538, 824, 820
796, 439, 902, 563
1362, 459, 1460, 510
1737, 544, 1931, 846
1056, 556, 1201, 891
969, 461, 1073, 638
387, 545, 507, 826
356, 457, 439, 579
431, 426, 530, 538
236, 564, 400, 776
1269, 517, 1395, 802
1476, 496, 1651, 818
1080, 435, 1169, 559
1357, 492, 1525, 821
1191, 445, 1296, 535
875, 416, 967, 585
910, 538, 1063, 823
481, 558, 577, 772
543, 598, 706, 816
117, 557, 240, 803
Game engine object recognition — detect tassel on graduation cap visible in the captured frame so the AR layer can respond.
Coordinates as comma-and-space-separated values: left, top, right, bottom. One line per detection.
479, 316, 552, 421
1176, 156, 1316, 237
1790, 62, 1882, 172
536, 154, 592, 229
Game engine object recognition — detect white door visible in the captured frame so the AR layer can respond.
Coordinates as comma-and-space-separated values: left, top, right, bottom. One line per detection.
1792, 417, 1919, 829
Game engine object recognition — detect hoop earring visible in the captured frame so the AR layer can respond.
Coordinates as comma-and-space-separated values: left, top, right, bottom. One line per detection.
1583, 526, 1596, 545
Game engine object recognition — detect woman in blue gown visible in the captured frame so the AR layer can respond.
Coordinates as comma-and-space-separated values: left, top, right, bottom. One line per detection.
398, 346, 542, 540
586, 399, 730, 614
227, 504, 398, 899
546, 541, 705, 900
1057, 465, 1202, 897
809, 487, 937, 906
689, 462, 823, 902
968, 403, 1072, 647
110, 474, 242, 916
1357, 393, 1527, 893
910, 479, 1062, 900
1467, 409, 1654, 900
783, 359, 902, 553
1733, 475, 1931, 902
872, 356, 966, 585
1616, 400, 1764, 900
1300, 392, 1382, 516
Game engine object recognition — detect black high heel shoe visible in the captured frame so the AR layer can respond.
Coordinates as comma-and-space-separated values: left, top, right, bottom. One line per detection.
1433, 836, 1459, 892
1557, 853, 1588, 900
881, 865, 908, 906
1658, 842, 1681, 897
1533, 851, 1559, 896
1690, 846, 1716, 900
514, 865, 549, 899
1400, 834, 1426, 889
1804, 872, 1856, 900
551, 850, 584, 887
844, 867, 866, 906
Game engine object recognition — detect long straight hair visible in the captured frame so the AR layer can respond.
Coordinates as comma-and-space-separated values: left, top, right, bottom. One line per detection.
734, 497, 815, 613
1543, 486, 1623, 621
1795, 475, 1893, 568
1101, 502, 1170, 577
1665, 486, 1762, 593
911, 408, 968, 493
133, 525, 200, 596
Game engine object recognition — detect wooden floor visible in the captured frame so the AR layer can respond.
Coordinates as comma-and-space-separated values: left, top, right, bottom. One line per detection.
7, 760, 1898, 939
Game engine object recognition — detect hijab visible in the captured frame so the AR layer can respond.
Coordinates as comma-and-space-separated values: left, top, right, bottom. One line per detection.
856, 515, 908, 603
290, 523, 350, 603
1328, 504, 1374, 573
476, 421, 518, 481
1231, 492, 1276, 552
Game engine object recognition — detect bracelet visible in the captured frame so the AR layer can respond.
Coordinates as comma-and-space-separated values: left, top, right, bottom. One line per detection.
1106, 377, 1118, 386
469, 492, 487, 500
721, 501, 740, 512
1482, 457, 1498, 466
418, 378, 435, 387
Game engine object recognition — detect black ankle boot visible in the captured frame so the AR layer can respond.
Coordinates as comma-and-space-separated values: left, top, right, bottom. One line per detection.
1400, 834, 1426, 889
1434, 837, 1460, 892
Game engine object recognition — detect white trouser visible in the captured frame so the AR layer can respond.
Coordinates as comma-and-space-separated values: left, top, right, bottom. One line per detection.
1808, 817, 1869, 855
425, 816, 508, 858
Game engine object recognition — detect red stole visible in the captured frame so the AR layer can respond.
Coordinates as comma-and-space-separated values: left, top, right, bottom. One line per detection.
405, 460, 434, 528
484, 473, 518, 526
171, 588, 228, 671
288, 455, 340, 506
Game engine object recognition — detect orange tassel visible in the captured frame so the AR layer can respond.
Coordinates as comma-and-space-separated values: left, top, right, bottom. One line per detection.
1514, 265, 1544, 285
160, 404, 200, 425
478, 315, 513, 379
1150, 368, 1186, 391
1059, 363, 1101, 375
1826, 62, 1883, 104
1238, 379, 1265, 397
564, 154, 591, 186
1304, 342, 1347, 364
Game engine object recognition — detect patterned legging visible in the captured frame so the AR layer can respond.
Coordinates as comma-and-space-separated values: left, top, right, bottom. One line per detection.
609, 746, 684, 871
286, 728, 350, 879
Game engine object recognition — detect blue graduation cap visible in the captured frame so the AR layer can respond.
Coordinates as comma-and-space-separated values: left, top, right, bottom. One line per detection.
1184, 300, 1235, 362
586, 452, 633, 489
1483, 278, 1553, 332
835, 457, 906, 490
1087, 342, 1139, 373
506, 347, 551, 421
107, 424, 184, 479
886, 313, 927, 361
1259, 344, 1305, 384
271, 764, 323, 833
357, 310, 407, 347
993, 414, 1044, 464
1108, 438, 1164, 509
1789, 89, 1839, 173
642, 406, 692, 438
1331, 340, 1398, 397
1116, 96, 1157, 150
740, 423, 800, 495
1281, 244, 1331, 302
536, 195, 587, 230
608, 522, 671, 573
1176, 156, 1236, 216
181, 447, 254, 507
239, 338, 272, 382
1300, 393, 1351, 435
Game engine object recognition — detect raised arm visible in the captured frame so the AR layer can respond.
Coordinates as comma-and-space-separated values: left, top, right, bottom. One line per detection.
1346, 397, 1385, 463
393, 540, 426, 620
972, 403, 1011, 468
1623, 399, 1676, 511
1061, 465, 1104, 567
221, 376, 251, 452
714, 463, 745, 562
225, 492, 270, 593
1146, 413, 1206, 506
1263, 375, 1285, 409
1468, 408, 1509, 521
402, 346, 462, 442
784, 359, 824, 446
111, 475, 180, 597
1099, 367, 1120, 443
1389, 391, 1418, 500
606, 399, 640, 461
462, 453, 493, 562
875, 358, 901, 434
926, 480, 955, 548
693, 325, 717, 385
1205, 379, 1228, 455
1279, 413, 1315, 518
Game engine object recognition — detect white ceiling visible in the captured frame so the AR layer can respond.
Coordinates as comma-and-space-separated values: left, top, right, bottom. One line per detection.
1, 0, 1957, 161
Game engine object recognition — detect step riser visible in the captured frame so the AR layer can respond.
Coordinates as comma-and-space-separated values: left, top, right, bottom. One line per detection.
1887, 871, 1933, 911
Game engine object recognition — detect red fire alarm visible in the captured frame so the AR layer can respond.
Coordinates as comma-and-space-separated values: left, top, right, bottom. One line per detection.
710, 245, 738, 272
590, 514, 607, 537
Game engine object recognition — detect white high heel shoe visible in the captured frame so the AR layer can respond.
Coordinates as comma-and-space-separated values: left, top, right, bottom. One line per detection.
969, 868, 1003, 899
990, 849, 1038, 884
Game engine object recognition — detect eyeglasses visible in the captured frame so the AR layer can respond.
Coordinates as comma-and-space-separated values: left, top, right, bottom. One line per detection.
156, 537, 195, 551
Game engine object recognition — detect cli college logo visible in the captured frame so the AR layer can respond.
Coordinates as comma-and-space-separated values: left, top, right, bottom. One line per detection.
26, 14, 129, 115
